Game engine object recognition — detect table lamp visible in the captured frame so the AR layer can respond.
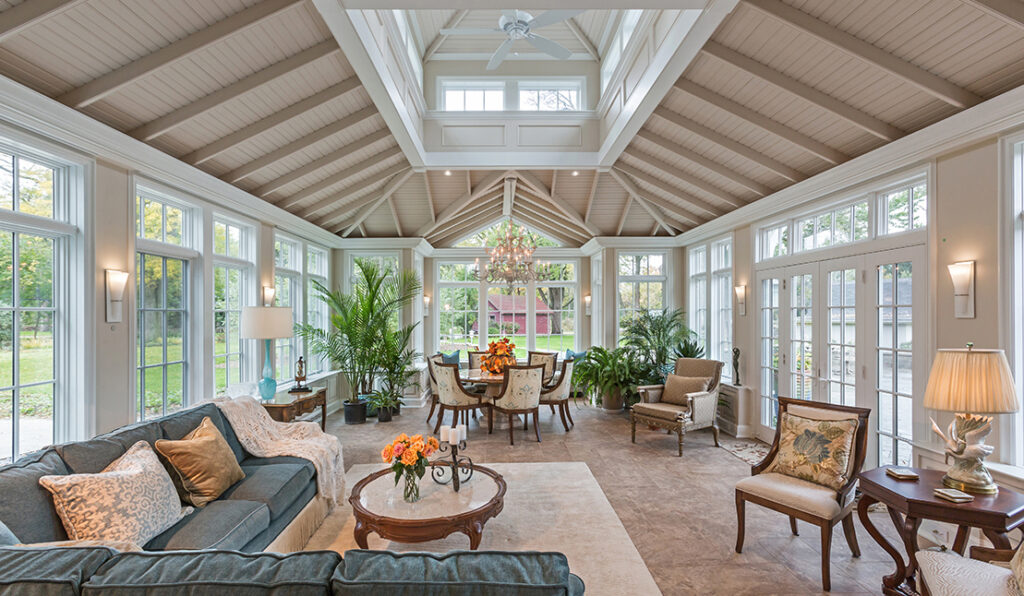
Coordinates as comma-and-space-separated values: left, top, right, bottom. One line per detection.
241, 306, 295, 400
923, 344, 1020, 494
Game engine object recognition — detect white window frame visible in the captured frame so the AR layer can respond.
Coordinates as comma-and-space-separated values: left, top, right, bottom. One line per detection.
439, 80, 506, 112
615, 251, 670, 343
687, 238, 733, 381
1003, 131, 1024, 466
211, 215, 255, 396
306, 244, 330, 375
517, 79, 584, 112
435, 260, 482, 362
437, 76, 587, 112
273, 233, 303, 383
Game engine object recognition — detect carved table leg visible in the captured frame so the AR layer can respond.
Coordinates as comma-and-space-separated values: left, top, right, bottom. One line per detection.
467, 520, 484, 550
858, 495, 911, 595
353, 519, 371, 549
952, 526, 972, 555
898, 514, 921, 585
982, 529, 1012, 550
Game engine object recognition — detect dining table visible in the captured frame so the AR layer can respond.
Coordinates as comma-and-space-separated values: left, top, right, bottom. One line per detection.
460, 366, 558, 429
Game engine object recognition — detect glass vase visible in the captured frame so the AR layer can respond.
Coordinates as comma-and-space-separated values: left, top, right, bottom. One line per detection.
403, 471, 420, 503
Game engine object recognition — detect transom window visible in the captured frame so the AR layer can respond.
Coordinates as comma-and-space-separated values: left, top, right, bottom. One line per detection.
442, 82, 504, 112
519, 82, 580, 111
136, 191, 188, 247
438, 79, 585, 112
796, 200, 869, 253
1, 151, 56, 218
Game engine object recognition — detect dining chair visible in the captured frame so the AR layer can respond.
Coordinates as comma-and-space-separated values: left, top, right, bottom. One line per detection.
425, 354, 445, 424
432, 363, 491, 434
467, 351, 489, 371
540, 359, 575, 431
527, 351, 558, 384
489, 364, 544, 445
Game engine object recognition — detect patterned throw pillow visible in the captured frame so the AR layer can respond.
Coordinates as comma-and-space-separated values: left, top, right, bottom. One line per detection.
661, 375, 712, 406
155, 416, 245, 507
770, 412, 858, 491
38, 442, 191, 546
441, 350, 460, 365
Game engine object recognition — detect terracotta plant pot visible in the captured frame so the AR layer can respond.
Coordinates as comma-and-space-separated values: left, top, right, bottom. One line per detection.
601, 388, 624, 412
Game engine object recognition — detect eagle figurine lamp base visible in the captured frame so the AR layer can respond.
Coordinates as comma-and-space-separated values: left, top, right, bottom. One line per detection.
930, 413, 998, 495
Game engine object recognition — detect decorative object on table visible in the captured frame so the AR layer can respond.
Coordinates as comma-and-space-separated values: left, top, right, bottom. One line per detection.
632, 358, 724, 455
240, 306, 295, 400
289, 357, 310, 393
482, 338, 517, 374
431, 425, 473, 492
732, 347, 741, 386
886, 467, 920, 481
381, 433, 439, 503
296, 258, 421, 426
472, 219, 551, 286
933, 487, 975, 503
923, 344, 1020, 494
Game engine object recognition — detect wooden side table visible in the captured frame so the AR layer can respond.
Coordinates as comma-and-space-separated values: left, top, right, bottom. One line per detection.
857, 466, 1024, 595
261, 387, 328, 431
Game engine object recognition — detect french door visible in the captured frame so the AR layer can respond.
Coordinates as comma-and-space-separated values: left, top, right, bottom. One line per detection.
755, 247, 926, 467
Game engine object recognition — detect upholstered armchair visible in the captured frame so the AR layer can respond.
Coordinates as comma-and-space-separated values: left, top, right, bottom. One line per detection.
540, 359, 575, 432
432, 363, 490, 434
631, 358, 724, 455
528, 351, 558, 384
468, 351, 488, 371
917, 543, 1022, 596
425, 354, 444, 423
490, 364, 544, 445
735, 397, 871, 592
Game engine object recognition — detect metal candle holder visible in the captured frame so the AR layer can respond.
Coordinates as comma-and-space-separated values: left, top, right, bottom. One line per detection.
430, 440, 474, 492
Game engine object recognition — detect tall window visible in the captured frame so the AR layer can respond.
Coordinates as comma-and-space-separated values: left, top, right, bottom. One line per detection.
274, 235, 301, 382
687, 246, 707, 348
759, 277, 781, 428
306, 245, 329, 374
136, 189, 193, 420
487, 285, 528, 359
617, 252, 666, 340
437, 262, 480, 361
534, 262, 577, 353
211, 218, 252, 395
876, 261, 915, 467
826, 268, 857, 406
688, 239, 733, 380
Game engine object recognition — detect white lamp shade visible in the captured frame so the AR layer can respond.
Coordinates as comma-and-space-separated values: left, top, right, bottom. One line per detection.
240, 306, 294, 339
924, 348, 1020, 414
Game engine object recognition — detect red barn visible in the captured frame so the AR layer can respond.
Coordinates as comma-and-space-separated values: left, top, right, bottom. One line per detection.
472, 294, 554, 334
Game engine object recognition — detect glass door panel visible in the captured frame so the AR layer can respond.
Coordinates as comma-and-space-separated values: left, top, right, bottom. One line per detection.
790, 272, 814, 400
758, 275, 781, 436
826, 268, 857, 406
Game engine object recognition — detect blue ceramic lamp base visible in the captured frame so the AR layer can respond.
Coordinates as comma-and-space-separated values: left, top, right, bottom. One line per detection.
258, 338, 277, 400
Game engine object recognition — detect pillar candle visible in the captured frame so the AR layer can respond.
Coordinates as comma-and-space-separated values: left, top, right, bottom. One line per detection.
439, 426, 450, 443
456, 424, 467, 444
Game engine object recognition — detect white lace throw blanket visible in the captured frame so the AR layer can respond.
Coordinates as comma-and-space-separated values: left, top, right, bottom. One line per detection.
214, 396, 344, 506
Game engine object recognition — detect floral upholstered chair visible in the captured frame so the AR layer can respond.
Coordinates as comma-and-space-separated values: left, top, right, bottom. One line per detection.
734, 397, 870, 592
917, 541, 1024, 596
631, 358, 724, 456
468, 351, 488, 371
425, 354, 445, 423
432, 363, 490, 434
490, 364, 544, 445
528, 351, 558, 384
540, 359, 575, 432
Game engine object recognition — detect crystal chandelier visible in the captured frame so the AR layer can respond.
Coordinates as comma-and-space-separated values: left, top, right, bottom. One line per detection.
474, 219, 545, 285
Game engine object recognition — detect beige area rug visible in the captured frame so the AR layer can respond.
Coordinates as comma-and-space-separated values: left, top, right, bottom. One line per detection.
719, 436, 771, 466
306, 461, 661, 596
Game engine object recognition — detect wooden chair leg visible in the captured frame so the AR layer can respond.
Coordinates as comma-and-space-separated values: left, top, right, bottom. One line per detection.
677, 427, 684, 456
451, 408, 459, 428
842, 513, 861, 557
558, 403, 570, 431
488, 406, 493, 434
564, 402, 574, 426
523, 415, 528, 431
549, 404, 556, 415
820, 523, 833, 592
533, 410, 541, 442
426, 396, 437, 423
433, 405, 445, 434
630, 412, 636, 444
508, 414, 515, 446
790, 516, 799, 536
712, 424, 720, 447
735, 492, 745, 553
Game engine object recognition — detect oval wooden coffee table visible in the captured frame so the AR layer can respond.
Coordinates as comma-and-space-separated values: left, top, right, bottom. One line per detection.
349, 463, 506, 550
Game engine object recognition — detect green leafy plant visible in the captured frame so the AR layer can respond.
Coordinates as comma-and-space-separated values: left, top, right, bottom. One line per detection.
673, 336, 706, 359
574, 346, 650, 406
621, 308, 692, 370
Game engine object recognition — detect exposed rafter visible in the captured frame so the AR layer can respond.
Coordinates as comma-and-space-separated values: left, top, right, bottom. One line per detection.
431, 204, 505, 247
513, 210, 586, 246
257, 132, 396, 199
674, 80, 849, 165
423, 172, 437, 224
387, 196, 403, 237
296, 161, 409, 221
622, 149, 746, 208
513, 198, 590, 240
634, 129, 772, 196
0, 0, 88, 43
423, 9, 468, 61
744, 0, 982, 109
615, 197, 633, 236
565, 17, 600, 60
333, 168, 415, 236
583, 172, 600, 223
416, 170, 510, 237
276, 145, 402, 209
608, 168, 701, 229
183, 76, 360, 166
502, 176, 516, 216
129, 41, 338, 142
701, 41, 904, 142
962, 0, 1024, 31
653, 106, 806, 182
515, 170, 602, 236
426, 194, 503, 242
629, 193, 676, 236
512, 191, 593, 239
614, 162, 727, 218
58, 0, 302, 109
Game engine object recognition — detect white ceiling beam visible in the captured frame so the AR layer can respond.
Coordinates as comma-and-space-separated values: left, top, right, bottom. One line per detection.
423, 172, 437, 223
513, 199, 590, 240
221, 106, 377, 183
650, 221, 661, 237
358, 223, 367, 237
615, 197, 633, 236
129, 41, 338, 142
653, 106, 806, 183
608, 168, 701, 229
701, 41, 904, 142
277, 145, 402, 210
513, 211, 585, 246
58, 0, 301, 109
502, 176, 515, 216
513, 192, 593, 239
629, 192, 676, 236
423, 9, 468, 60
296, 161, 408, 220
184, 76, 360, 165
426, 194, 503, 241
584, 171, 600, 222
614, 162, 727, 218
550, 170, 558, 196
565, 17, 600, 60
962, 0, 1024, 31
388, 196, 403, 237
0, 0, 87, 42
257, 133, 396, 199
333, 168, 415, 236
431, 205, 505, 247
514, 170, 602, 236
634, 129, 772, 196
744, 0, 982, 109
416, 170, 510, 237
674, 80, 849, 165
622, 148, 747, 209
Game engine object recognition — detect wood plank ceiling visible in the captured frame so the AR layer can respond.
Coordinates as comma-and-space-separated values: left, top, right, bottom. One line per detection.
1, 1, 1023, 246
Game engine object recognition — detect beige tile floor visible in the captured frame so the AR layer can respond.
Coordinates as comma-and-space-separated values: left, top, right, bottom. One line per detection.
326, 403, 908, 596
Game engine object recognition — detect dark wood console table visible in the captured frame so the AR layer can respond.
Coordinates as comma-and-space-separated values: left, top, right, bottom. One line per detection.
261, 387, 328, 431
857, 466, 1024, 595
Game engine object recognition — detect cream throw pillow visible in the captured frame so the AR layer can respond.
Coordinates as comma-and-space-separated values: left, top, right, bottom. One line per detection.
769, 412, 858, 491
38, 441, 191, 546
155, 416, 245, 506
661, 375, 712, 406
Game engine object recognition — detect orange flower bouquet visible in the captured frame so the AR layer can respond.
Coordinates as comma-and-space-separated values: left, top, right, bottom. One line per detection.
381, 433, 440, 502
482, 337, 517, 374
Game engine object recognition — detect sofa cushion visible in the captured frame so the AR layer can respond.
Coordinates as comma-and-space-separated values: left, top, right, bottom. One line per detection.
333, 550, 584, 596
0, 519, 18, 546
241, 455, 316, 476
241, 481, 316, 552
145, 500, 269, 551
155, 416, 245, 506
0, 546, 116, 596
661, 375, 711, 406
82, 550, 341, 595
917, 549, 1018, 596
102, 420, 162, 451
222, 463, 313, 519
735, 472, 842, 519
0, 448, 71, 543
632, 401, 687, 422
55, 438, 126, 474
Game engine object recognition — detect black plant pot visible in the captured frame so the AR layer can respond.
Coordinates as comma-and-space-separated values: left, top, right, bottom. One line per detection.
343, 400, 368, 425
377, 407, 393, 422
393, 402, 401, 415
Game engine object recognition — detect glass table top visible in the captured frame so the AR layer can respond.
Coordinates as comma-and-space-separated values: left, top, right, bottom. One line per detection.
357, 467, 500, 520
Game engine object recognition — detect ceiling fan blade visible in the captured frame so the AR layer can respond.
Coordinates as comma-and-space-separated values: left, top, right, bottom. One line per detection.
502, 9, 518, 21
525, 34, 572, 60
487, 38, 515, 71
440, 27, 504, 35
527, 10, 584, 30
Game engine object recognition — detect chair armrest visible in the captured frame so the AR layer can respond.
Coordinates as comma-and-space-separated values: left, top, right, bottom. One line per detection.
970, 545, 1016, 563
636, 385, 665, 403
686, 391, 717, 426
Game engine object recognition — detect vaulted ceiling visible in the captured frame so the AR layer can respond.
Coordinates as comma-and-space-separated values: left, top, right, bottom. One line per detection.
1, 0, 1023, 243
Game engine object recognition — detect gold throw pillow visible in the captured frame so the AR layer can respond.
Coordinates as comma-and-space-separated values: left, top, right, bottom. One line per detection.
155, 417, 244, 506
661, 375, 712, 406
769, 412, 858, 491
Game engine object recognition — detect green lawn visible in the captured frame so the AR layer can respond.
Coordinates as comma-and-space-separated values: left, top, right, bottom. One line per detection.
440, 334, 577, 360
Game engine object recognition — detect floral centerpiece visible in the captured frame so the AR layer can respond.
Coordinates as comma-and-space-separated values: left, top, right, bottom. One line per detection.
482, 337, 517, 374
381, 433, 440, 502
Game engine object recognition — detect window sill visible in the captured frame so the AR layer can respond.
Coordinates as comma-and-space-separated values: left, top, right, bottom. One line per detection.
275, 369, 342, 392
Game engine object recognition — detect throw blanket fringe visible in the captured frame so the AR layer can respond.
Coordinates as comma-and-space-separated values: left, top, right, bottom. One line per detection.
214, 396, 344, 506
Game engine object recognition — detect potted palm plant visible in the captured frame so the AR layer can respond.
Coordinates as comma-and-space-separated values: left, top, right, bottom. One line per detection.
621, 308, 691, 378
574, 346, 647, 411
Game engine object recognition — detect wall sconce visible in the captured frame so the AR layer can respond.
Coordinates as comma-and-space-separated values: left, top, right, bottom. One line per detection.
584, 294, 592, 316
105, 269, 129, 323
262, 286, 276, 307
948, 261, 975, 318
734, 285, 747, 317
423, 295, 431, 316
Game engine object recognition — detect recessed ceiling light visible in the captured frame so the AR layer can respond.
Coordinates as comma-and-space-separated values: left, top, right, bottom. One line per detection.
571, 170, 579, 176
444, 170, 452, 176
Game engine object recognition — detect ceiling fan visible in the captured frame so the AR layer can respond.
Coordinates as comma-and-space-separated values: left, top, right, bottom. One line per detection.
440, 9, 585, 70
